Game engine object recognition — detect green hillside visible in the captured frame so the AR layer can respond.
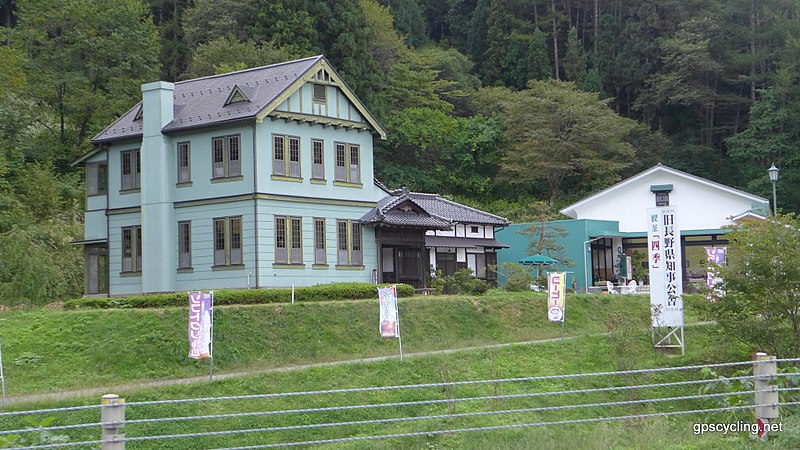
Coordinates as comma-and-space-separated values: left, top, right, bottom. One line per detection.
1, 292, 703, 396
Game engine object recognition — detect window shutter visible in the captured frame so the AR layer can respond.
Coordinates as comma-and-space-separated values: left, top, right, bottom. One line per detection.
178, 143, 190, 183
121, 152, 132, 190
312, 140, 324, 180
214, 219, 226, 266
230, 217, 242, 265
228, 136, 241, 177
288, 137, 300, 178
273, 136, 285, 176
134, 151, 141, 189
213, 138, 225, 178
349, 145, 360, 183
314, 218, 326, 264
122, 228, 132, 272
337, 221, 349, 265
290, 217, 302, 263
351, 222, 362, 266
135, 227, 142, 271
335, 144, 346, 181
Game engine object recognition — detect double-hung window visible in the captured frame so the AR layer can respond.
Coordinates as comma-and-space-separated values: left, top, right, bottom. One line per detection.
178, 221, 192, 269
212, 135, 241, 179
311, 139, 324, 180
334, 143, 360, 184
121, 226, 142, 273
275, 216, 303, 264
120, 149, 141, 191
177, 142, 191, 184
336, 220, 363, 266
213, 216, 243, 267
86, 162, 107, 196
272, 134, 301, 178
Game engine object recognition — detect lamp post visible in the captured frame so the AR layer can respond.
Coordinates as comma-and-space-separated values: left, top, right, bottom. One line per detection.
768, 163, 779, 216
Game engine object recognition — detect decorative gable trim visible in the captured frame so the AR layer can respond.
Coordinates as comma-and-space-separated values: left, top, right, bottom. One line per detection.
225, 85, 250, 106
255, 57, 387, 139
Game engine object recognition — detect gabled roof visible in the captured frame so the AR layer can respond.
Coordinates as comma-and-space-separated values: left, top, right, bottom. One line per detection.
560, 163, 769, 218
360, 188, 509, 229
90, 55, 386, 145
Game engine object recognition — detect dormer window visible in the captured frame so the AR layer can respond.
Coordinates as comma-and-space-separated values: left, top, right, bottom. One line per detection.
225, 85, 250, 106
133, 105, 143, 121
313, 84, 327, 103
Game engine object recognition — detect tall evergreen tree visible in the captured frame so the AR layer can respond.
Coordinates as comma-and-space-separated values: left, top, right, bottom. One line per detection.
564, 26, 586, 83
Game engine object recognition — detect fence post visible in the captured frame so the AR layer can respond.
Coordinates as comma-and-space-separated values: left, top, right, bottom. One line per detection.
101, 394, 125, 450
753, 353, 779, 437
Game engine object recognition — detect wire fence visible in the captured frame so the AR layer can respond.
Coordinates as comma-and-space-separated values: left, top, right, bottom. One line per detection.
1, 357, 798, 449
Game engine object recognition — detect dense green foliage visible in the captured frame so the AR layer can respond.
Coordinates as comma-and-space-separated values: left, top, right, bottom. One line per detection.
702, 214, 800, 358
62, 282, 415, 309
2, 0, 799, 301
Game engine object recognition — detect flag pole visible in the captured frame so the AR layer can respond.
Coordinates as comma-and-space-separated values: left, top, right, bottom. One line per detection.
209, 290, 214, 382
394, 285, 403, 361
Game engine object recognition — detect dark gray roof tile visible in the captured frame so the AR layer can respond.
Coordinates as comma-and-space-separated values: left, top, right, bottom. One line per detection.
92, 56, 323, 143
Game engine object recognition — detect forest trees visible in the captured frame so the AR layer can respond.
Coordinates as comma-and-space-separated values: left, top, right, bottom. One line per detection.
499, 80, 637, 204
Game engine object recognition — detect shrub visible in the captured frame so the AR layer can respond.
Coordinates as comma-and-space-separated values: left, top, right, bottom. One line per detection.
441, 268, 489, 295
63, 283, 415, 310
497, 262, 536, 292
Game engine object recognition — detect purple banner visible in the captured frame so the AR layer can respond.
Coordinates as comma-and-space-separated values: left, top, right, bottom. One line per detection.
188, 291, 213, 359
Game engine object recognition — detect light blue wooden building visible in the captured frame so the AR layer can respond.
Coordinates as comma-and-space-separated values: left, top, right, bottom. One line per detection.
74, 56, 390, 296
74, 56, 510, 296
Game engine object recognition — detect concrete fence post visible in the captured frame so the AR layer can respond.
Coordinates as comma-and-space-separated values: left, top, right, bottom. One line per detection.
100, 394, 125, 450
754, 353, 779, 436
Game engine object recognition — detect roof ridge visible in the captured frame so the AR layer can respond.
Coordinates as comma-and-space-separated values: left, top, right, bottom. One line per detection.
432, 195, 509, 222
174, 55, 323, 85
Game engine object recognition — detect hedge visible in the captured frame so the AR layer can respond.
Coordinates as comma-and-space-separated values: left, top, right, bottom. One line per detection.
63, 283, 415, 310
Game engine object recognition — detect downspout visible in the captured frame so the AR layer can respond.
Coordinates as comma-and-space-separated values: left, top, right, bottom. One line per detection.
104, 145, 110, 297
252, 122, 260, 288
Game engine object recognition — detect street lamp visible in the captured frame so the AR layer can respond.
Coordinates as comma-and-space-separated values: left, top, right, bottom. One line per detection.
768, 163, 779, 216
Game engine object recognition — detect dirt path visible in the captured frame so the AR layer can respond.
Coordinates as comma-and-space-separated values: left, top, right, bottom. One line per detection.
4, 335, 585, 407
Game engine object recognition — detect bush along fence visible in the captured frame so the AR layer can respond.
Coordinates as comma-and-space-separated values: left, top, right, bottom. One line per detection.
1, 355, 798, 449
63, 283, 415, 310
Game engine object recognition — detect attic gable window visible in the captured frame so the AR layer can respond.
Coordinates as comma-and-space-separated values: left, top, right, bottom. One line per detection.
313, 84, 327, 103
225, 85, 250, 106
133, 106, 143, 121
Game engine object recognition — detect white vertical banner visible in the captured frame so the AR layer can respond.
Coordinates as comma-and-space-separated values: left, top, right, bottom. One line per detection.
188, 291, 213, 359
547, 272, 566, 322
647, 207, 684, 327
378, 285, 399, 338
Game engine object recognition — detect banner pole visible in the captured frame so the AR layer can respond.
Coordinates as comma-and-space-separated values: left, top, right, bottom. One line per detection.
209, 290, 214, 382
561, 319, 565, 344
395, 285, 403, 361
0, 337, 6, 408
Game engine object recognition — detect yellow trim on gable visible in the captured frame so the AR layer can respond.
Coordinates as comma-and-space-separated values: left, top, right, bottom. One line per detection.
255, 58, 387, 139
